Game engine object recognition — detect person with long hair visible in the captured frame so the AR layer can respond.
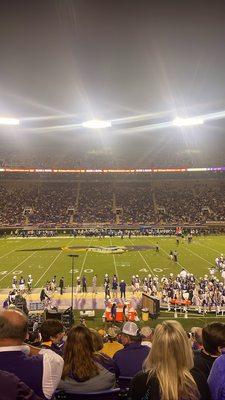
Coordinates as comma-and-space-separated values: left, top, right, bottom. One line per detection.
130, 320, 211, 400
58, 325, 118, 393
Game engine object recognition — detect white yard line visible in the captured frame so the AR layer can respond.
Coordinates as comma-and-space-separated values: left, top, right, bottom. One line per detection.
0, 246, 27, 260
0, 248, 21, 260
110, 238, 119, 279
78, 238, 94, 278
0, 241, 14, 251
0, 239, 41, 260
34, 251, 63, 287
144, 237, 199, 281
0, 244, 48, 282
34, 238, 75, 287
182, 245, 212, 266
128, 238, 155, 276
196, 240, 225, 255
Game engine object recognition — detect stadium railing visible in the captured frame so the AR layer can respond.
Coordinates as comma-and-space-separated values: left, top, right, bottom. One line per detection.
54, 387, 128, 399
117, 376, 132, 390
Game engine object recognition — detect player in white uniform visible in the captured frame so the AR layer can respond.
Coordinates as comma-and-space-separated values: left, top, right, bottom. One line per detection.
180, 269, 187, 281
76, 276, 81, 293
19, 276, 25, 291
134, 275, 140, 292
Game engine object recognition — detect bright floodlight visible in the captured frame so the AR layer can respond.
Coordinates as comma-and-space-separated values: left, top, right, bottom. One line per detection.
0, 117, 20, 126
173, 116, 204, 127
82, 119, 111, 129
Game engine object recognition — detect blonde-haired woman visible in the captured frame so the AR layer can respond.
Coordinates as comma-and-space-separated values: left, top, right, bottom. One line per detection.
130, 320, 211, 400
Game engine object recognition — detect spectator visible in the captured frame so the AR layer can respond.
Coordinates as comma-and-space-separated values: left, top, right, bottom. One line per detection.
27, 331, 41, 348
140, 326, 153, 348
113, 322, 149, 377
130, 320, 210, 400
39, 319, 64, 356
59, 325, 118, 393
208, 338, 225, 399
14, 294, 29, 315
89, 328, 104, 352
98, 329, 106, 338
40, 288, 50, 303
193, 323, 225, 382
0, 369, 42, 400
102, 327, 124, 358
0, 309, 63, 399
191, 327, 203, 351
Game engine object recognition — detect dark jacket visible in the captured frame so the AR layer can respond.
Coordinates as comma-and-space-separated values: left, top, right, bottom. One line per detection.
192, 349, 217, 381
113, 342, 149, 377
130, 370, 211, 400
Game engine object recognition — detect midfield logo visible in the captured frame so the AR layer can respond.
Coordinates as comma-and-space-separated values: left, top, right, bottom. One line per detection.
18, 245, 155, 254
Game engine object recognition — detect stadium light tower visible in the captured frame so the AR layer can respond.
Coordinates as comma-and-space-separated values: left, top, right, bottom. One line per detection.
0, 117, 20, 125
82, 119, 112, 129
172, 116, 204, 127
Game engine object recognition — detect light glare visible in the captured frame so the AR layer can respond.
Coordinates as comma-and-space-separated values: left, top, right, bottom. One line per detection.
173, 116, 204, 127
0, 117, 20, 126
82, 119, 111, 129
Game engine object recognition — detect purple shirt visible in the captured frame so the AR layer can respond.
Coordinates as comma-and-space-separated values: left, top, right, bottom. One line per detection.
0, 369, 41, 400
0, 351, 44, 398
113, 342, 149, 377
208, 353, 225, 400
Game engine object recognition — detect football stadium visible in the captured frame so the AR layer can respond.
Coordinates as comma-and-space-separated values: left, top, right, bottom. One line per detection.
1, 1, 225, 399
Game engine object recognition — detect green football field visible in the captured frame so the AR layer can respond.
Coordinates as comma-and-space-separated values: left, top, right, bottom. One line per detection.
0, 235, 224, 290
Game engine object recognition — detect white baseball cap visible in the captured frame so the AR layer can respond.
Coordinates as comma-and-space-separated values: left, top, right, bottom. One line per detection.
121, 321, 139, 337
140, 326, 152, 338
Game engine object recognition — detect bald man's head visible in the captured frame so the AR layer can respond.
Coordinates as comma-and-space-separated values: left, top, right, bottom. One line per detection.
0, 309, 28, 344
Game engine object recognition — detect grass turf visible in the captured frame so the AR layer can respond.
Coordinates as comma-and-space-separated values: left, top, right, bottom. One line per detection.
0, 234, 224, 290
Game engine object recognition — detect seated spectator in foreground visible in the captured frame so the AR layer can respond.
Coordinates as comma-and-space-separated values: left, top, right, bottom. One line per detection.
0, 369, 42, 400
140, 326, 153, 348
39, 319, 64, 356
191, 327, 203, 351
113, 322, 149, 377
130, 320, 211, 400
0, 309, 64, 399
26, 330, 42, 348
208, 332, 225, 400
89, 328, 105, 352
59, 325, 118, 393
193, 322, 225, 381
103, 327, 124, 358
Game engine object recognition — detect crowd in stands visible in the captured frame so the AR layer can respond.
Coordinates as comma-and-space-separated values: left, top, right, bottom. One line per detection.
155, 183, 225, 223
77, 183, 114, 223
29, 183, 78, 225
0, 184, 36, 226
2, 308, 225, 399
0, 179, 225, 226
115, 184, 155, 223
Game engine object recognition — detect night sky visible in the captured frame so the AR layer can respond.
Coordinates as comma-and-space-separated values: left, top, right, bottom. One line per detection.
0, 0, 225, 165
